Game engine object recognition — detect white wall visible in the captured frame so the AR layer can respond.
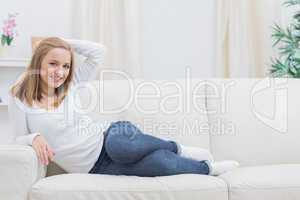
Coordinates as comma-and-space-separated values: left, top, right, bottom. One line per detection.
0, 0, 73, 58
142, 0, 216, 79
0, 0, 216, 77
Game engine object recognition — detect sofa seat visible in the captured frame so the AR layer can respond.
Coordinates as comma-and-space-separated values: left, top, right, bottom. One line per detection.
29, 173, 228, 200
220, 164, 300, 200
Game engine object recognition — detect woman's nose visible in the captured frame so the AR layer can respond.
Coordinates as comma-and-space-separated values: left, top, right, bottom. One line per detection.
55, 68, 64, 77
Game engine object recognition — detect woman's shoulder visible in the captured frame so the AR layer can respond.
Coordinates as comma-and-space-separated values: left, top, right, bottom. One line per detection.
9, 92, 34, 112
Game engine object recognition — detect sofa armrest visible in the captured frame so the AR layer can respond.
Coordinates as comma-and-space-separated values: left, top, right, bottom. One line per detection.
0, 145, 47, 200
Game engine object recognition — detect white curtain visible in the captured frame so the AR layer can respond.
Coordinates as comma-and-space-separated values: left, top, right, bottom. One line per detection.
216, 0, 291, 78
72, 0, 142, 79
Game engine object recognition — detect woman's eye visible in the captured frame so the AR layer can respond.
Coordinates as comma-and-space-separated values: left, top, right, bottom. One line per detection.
49, 62, 56, 66
64, 64, 70, 69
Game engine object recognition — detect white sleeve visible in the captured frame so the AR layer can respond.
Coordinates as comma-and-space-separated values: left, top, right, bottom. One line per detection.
64, 39, 106, 84
8, 94, 40, 146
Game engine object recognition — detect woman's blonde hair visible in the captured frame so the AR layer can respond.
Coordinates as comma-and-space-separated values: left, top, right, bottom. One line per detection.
10, 37, 75, 107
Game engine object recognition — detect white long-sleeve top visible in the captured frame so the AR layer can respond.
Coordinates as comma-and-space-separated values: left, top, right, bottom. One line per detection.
8, 39, 108, 173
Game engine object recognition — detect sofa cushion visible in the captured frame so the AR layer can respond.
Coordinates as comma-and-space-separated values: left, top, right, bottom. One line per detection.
30, 174, 228, 200
220, 164, 300, 200
206, 78, 300, 166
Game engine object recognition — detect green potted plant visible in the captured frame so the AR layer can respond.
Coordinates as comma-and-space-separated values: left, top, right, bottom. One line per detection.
270, 0, 300, 78
271, 0, 300, 78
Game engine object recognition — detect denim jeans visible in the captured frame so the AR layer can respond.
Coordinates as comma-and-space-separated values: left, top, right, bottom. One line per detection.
89, 121, 210, 177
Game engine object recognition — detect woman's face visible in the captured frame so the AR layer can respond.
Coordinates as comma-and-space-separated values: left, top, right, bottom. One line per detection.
40, 48, 71, 91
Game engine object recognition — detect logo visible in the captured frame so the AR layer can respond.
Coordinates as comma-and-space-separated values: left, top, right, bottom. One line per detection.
251, 78, 288, 134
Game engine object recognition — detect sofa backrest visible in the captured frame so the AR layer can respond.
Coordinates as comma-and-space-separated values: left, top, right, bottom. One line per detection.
83, 79, 210, 149
206, 78, 300, 166
45, 77, 300, 175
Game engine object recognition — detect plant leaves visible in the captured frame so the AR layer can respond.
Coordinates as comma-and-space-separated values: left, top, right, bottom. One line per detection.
1, 35, 7, 46
7, 37, 13, 46
284, 0, 300, 7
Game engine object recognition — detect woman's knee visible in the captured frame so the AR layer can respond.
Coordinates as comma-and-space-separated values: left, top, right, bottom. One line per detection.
105, 135, 138, 158
104, 121, 141, 163
106, 121, 140, 139
105, 121, 138, 147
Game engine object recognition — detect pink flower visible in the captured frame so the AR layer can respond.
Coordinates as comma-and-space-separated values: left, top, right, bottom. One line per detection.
7, 30, 13, 37
2, 26, 12, 36
1, 13, 18, 45
7, 19, 16, 28
3, 30, 8, 37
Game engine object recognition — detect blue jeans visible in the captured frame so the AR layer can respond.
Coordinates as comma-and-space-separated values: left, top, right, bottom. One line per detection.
89, 121, 210, 177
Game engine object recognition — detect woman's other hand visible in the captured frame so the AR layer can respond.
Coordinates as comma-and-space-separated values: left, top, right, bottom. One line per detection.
32, 134, 55, 166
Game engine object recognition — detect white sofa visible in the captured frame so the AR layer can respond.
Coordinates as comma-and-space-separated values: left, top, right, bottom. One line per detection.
1, 78, 300, 200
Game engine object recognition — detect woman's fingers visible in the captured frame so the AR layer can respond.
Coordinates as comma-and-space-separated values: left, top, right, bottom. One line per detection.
37, 146, 45, 165
41, 146, 47, 165
46, 146, 55, 161
42, 146, 49, 165
38, 144, 48, 165
36, 146, 42, 164
47, 145, 55, 156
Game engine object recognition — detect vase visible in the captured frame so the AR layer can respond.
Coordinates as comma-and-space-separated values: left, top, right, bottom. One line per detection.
0, 45, 16, 58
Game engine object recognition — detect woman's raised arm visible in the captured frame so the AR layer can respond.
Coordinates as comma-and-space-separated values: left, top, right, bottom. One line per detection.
65, 39, 106, 84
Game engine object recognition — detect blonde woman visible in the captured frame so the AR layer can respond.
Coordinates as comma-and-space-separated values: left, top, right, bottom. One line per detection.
9, 37, 239, 177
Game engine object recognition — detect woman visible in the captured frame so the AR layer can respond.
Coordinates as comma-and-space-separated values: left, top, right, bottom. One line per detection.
8, 37, 239, 177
